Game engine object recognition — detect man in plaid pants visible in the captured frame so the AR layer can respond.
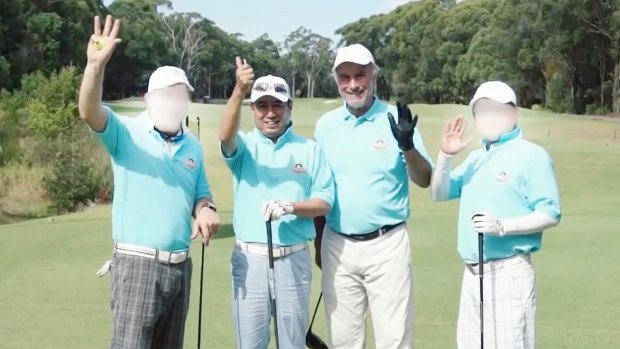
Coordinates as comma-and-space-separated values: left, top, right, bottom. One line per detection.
78, 16, 221, 348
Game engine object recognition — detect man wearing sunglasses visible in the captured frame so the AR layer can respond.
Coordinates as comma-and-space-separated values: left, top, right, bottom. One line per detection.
430, 81, 561, 348
313, 44, 433, 349
219, 57, 335, 349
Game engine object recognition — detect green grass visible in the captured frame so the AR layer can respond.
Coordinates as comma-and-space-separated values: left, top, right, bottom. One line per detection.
1, 99, 619, 348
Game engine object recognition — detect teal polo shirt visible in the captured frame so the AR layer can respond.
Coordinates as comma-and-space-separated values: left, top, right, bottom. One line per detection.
314, 98, 433, 234
222, 125, 334, 246
447, 127, 561, 263
92, 107, 212, 252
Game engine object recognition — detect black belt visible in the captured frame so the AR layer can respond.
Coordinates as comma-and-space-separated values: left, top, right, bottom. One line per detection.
334, 221, 405, 241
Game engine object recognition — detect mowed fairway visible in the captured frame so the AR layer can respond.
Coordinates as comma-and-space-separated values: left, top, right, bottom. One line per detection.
1, 99, 619, 348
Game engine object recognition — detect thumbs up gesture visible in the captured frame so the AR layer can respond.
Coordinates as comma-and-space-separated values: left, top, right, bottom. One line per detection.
235, 56, 255, 94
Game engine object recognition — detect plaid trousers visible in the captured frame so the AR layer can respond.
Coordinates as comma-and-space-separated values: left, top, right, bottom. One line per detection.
109, 253, 193, 349
457, 254, 536, 349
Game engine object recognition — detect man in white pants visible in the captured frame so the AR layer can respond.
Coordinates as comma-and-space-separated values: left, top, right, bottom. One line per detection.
313, 44, 433, 349
430, 81, 562, 348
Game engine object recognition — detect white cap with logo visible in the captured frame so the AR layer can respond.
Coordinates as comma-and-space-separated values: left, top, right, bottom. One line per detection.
469, 81, 517, 108
250, 75, 291, 103
332, 44, 376, 72
147, 66, 194, 93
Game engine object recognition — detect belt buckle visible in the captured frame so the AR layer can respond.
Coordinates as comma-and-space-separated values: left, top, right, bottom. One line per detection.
155, 249, 172, 265
378, 227, 386, 236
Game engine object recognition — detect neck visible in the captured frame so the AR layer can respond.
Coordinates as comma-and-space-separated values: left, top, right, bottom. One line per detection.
347, 96, 375, 117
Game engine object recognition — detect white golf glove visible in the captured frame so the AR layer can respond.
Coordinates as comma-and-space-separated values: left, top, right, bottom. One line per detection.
471, 211, 505, 236
262, 200, 294, 221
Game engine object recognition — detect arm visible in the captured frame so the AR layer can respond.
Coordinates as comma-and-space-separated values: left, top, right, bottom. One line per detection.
313, 216, 326, 268
502, 149, 561, 235
403, 148, 432, 188
78, 15, 122, 132
219, 86, 245, 157
78, 63, 108, 132
220, 57, 254, 157
292, 199, 330, 217
431, 151, 455, 201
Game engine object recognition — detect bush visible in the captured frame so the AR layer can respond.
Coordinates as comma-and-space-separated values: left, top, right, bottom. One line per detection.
44, 139, 102, 214
0, 162, 50, 220
531, 104, 543, 111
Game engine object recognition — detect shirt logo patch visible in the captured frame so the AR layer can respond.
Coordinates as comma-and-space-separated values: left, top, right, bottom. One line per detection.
185, 158, 196, 170
496, 171, 509, 182
373, 139, 387, 150
292, 163, 306, 174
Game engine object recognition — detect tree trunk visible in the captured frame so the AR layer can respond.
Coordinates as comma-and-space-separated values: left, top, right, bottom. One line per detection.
614, 61, 620, 114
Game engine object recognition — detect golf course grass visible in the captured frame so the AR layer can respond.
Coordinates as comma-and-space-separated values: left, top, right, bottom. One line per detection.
1, 99, 619, 348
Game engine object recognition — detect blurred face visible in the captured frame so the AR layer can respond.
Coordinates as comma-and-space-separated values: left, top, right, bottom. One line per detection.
251, 96, 291, 140
473, 98, 518, 142
145, 84, 190, 134
335, 63, 375, 109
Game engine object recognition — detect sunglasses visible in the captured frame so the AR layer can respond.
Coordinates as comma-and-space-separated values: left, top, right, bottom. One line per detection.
253, 82, 289, 94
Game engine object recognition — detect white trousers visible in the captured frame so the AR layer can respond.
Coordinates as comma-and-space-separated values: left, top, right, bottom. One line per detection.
457, 254, 536, 349
321, 224, 414, 349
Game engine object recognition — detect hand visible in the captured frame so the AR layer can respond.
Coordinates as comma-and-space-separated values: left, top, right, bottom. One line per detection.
388, 102, 417, 151
471, 212, 505, 236
235, 56, 255, 94
191, 207, 221, 246
262, 200, 294, 221
441, 116, 471, 155
87, 15, 122, 66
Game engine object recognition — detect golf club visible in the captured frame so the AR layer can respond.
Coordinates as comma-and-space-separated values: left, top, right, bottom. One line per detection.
197, 242, 205, 349
478, 232, 484, 349
266, 220, 280, 349
196, 115, 205, 349
306, 292, 328, 349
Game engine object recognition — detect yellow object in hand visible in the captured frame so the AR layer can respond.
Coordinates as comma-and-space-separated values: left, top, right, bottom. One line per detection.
94, 39, 105, 50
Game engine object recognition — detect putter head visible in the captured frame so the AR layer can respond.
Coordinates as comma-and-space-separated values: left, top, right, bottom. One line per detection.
306, 331, 329, 349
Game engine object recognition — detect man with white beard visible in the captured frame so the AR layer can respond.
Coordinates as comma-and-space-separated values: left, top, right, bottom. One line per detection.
430, 81, 561, 349
78, 15, 220, 348
313, 43, 433, 349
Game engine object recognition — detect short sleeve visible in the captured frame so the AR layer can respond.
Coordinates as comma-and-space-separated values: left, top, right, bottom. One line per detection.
91, 106, 129, 157
220, 132, 247, 174
309, 144, 335, 206
525, 150, 561, 221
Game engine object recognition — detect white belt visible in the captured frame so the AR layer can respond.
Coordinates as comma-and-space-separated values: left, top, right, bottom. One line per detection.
114, 242, 189, 264
236, 241, 307, 258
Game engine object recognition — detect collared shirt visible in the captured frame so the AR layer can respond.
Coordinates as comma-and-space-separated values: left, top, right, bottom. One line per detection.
314, 98, 433, 234
448, 127, 561, 263
222, 125, 335, 246
92, 107, 211, 251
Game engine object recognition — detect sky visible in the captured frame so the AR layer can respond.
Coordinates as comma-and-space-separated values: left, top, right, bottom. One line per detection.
104, 0, 414, 44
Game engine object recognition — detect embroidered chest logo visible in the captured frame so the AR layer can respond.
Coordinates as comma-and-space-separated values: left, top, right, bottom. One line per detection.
373, 139, 387, 150
293, 163, 306, 174
185, 158, 196, 170
496, 171, 510, 182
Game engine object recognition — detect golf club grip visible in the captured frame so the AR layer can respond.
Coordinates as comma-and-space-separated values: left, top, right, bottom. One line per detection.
266, 221, 275, 269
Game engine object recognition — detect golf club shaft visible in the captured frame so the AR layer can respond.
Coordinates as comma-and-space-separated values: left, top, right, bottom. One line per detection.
198, 242, 205, 348
266, 221, 280, 349
197, 116, 201, 140
309, 293, 322, 331
478, 233, 484, 349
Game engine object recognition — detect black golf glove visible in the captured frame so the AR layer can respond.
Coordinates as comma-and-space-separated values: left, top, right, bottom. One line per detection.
387, 102, 418, 151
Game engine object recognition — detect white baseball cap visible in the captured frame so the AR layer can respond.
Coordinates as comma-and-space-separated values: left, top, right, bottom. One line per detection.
250, 75, 291, 103
147, 66, 194, 93
469, 81, 517, 107
332, 44, 376, 72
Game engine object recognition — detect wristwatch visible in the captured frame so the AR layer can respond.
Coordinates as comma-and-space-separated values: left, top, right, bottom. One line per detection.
201, 202, 217, 212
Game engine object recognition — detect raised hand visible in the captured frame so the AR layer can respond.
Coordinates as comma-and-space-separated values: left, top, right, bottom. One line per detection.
235, 56, 255, 94
388, 102, 417, 151
441, 116, 471, 155
87, 15, 122, 66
